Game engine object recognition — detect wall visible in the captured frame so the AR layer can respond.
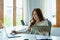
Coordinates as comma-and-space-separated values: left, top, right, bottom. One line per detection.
29, 0, 45, 19
27, 0, 56, 26
13, 0, 16, 26
0, 0, 3, 29
56, 0, 60, 27
44, 0, 56, 25
23, 0, 29, 25
23, 0, 45, 25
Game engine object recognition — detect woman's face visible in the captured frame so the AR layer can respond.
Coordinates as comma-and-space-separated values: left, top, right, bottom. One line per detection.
33, 11, 39, 21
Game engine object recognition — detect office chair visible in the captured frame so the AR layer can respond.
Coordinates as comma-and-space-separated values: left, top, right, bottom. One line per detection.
47, 19, 52, 36
21, 20, 25, 25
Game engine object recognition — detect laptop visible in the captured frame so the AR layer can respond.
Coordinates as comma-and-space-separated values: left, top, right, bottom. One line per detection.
32, 25, 51, 32
3, 26, 21, 38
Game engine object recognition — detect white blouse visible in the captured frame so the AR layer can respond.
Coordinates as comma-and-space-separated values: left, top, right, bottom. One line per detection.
31, 19, 50, 35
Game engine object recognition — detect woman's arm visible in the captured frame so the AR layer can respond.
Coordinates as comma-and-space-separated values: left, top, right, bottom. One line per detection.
25, 19, 34, 34
27, 18, 34, 31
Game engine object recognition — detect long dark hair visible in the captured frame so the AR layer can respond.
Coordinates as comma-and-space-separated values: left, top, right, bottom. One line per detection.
30, 8, 44, 27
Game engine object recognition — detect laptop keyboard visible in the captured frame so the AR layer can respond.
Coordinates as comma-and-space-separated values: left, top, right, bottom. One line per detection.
8, 34, 21, 38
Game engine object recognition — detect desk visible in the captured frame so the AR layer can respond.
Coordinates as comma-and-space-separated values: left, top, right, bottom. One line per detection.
7, 34, 60, 40
36, 35, 60, 40
0, 26, 60, 40
8, 34, 36, 40
0, 30, 60, 40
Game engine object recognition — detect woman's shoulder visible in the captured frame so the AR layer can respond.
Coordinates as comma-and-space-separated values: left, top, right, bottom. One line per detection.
37, 19, 49, 26
38, 19, 52, 27
45, 19, 52, 27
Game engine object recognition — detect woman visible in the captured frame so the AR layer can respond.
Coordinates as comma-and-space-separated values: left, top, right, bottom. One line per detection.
27, 8, 51, 35
11, 8, 51, 35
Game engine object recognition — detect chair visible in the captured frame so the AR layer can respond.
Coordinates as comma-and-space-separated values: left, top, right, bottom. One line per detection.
21, 20, 25, 25
47, 19, 52, 36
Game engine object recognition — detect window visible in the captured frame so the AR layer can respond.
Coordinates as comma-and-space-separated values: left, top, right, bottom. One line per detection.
4, 0, 13, 27
16, 0, 23, 25
4, 0, 23, 27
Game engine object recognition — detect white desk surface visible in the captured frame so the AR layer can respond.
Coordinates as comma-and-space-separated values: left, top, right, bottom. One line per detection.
0, 30, 60, 40
0, 26, 60, 40
7, 34, 60, 40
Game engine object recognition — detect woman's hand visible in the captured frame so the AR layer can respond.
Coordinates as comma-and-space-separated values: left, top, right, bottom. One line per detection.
27, 27, 31, 31
38, 29, 44, 32
10, 30, 17, 34
38, 29, 46, 35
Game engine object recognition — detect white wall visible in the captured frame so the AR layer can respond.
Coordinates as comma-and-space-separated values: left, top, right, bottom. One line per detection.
44, 0, 56, 25
23, 0, 45, 25
29, 0, 45, 19
23, 0, 29, 25
23, 0, 56, 25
